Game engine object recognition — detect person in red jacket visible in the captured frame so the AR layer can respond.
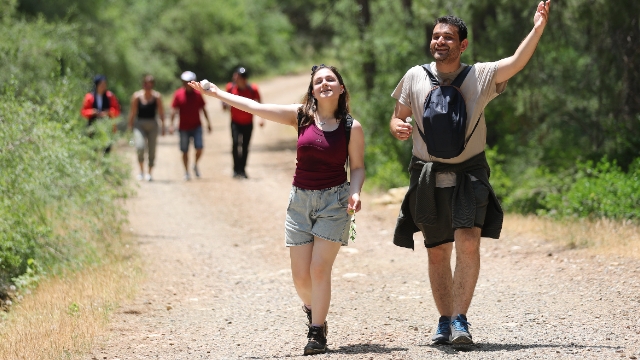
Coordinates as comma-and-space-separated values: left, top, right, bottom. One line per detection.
80, 75, 121, 153
223, 67, 263, 178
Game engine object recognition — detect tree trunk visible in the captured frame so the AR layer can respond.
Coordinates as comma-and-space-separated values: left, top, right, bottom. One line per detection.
356, 0, 375, 91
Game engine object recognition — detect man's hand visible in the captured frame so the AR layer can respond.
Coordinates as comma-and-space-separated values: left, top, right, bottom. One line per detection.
533, 0, 551, 30
169, 124, 175, 135
207, 123, 212, 133
390, 117, 413, 141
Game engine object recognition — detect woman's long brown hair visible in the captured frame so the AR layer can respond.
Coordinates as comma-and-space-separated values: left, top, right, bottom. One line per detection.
297, 65, 350, 128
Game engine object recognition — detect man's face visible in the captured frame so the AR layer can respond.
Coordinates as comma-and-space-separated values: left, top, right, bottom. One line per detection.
236, 75, 247, 88
429, 23, 467, 65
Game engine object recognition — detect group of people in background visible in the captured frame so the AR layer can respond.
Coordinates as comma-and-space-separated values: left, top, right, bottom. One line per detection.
80, 1, 550, 356
81, 67, 260, 182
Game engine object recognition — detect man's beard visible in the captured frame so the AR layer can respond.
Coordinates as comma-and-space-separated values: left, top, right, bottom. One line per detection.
430, 45, 461, 65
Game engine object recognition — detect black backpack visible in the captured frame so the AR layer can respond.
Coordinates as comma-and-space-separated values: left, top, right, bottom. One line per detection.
416, 65, 481, 159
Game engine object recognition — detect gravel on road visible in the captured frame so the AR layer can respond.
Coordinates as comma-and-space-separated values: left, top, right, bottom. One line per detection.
86, 74, 640, 360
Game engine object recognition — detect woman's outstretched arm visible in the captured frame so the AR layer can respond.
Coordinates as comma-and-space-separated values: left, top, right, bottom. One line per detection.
189, 81, 299, 128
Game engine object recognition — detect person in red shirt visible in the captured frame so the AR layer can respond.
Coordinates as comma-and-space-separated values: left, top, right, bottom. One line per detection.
169, 71, 211, 180
223, 67, 263, 178
80, 74, 121, 153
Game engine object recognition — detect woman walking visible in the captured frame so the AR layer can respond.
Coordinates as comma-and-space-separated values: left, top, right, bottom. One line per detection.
190, 65, 365, 355
127, 75, 165, 181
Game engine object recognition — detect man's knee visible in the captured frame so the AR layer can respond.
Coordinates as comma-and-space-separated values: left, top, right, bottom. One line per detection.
455, 228, 481, 255
427, 243, 453, 265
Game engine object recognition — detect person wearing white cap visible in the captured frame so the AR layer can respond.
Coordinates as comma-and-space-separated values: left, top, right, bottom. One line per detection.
169, 71, 212, 180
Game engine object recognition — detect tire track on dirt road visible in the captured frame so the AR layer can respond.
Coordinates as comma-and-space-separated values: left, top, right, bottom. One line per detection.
87, 74, 640, 360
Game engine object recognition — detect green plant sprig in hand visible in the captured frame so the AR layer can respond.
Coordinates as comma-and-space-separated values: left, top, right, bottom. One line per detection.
348, 210, 357, 242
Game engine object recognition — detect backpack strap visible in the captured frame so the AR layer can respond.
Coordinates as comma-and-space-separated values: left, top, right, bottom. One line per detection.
231, 83, 256, 98
421, 65, 439, 86
345, 114, 353, 150
422, 64, 472, 88
344, 114, 354, 168
296, 112, 304, 136
450, 65, 472, 88
465, 112, 482, 147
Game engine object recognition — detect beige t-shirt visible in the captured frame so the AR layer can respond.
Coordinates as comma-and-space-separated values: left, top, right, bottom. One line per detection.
392, 62, 507, 186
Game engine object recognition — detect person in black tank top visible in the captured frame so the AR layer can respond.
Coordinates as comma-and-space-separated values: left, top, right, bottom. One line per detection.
136, 96, 157, 119
127, 74, 165, 181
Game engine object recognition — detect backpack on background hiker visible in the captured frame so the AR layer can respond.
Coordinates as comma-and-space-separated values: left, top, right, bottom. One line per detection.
416, 65, 482, 159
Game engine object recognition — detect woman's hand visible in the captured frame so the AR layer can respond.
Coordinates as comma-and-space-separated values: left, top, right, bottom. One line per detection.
347, 193, 361, 214
188, 81, 220, 96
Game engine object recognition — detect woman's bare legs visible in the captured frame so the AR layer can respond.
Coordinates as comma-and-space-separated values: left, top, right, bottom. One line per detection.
289, 237, 342, 326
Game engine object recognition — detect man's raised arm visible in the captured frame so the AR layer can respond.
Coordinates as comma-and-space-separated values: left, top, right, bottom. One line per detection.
494, 0, 551, 84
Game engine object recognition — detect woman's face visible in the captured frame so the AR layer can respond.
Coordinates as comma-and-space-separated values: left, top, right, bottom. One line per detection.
96, 80, 107, 94
143, 79, 154, 90
312, 68, 343, 101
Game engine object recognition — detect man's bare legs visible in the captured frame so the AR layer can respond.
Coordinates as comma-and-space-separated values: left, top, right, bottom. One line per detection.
427, 227, 481, 343
427, 227, 481, 345
452, 227, 481, 315
182, 152, 189, 173
427, 227, 481, 316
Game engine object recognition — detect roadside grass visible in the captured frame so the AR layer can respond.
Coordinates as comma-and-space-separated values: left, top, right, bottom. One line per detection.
0, 230, 142, 360
502, 214, 640, 259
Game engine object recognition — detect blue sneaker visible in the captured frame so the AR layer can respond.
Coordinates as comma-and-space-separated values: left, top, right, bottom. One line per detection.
431, 316, 452, 344
450, 314, 473, 345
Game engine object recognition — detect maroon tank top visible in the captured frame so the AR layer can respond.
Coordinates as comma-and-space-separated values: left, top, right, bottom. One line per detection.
292, 121, 348, 190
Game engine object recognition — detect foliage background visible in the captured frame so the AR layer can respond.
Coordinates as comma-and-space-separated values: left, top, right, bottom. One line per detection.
1, 0, 639, 289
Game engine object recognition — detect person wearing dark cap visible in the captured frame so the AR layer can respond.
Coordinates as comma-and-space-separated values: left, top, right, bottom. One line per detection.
223, 66, 263, 178
81, 75, 121, 152
169, 71, 211, 180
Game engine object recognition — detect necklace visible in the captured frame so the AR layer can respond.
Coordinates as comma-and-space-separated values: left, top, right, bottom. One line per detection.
315, 114, 334, 126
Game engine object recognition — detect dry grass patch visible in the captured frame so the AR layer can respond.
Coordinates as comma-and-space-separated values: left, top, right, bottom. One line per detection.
0, 241, 142, 360
503, 214, 640, 259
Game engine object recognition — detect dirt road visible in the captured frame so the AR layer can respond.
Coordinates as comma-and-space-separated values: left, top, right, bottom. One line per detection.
87, 74, 640, 360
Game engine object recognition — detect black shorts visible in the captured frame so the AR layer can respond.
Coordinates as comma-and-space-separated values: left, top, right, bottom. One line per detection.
409, 181, 489, 248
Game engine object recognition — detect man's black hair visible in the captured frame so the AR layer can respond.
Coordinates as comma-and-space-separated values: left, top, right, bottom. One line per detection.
434, 15, 468, 42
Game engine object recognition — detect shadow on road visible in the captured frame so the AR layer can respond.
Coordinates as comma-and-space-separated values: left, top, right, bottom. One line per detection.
423, 342, 623, 354
331, 343, 409, 355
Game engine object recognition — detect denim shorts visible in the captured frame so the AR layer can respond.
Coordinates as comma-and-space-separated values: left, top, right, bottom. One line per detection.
285, 182, 351, 247
179, 126, 203, 153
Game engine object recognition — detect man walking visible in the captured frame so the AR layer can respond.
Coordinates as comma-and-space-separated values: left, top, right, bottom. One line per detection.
170, 71, 211, 180
223, 67, 263, 178
389, 1, 551, 345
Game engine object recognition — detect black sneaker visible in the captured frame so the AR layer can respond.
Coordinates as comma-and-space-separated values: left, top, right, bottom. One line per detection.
304, 324, 327, 355
301, 306, 328, 336
450, 314, 473, 345
431, 315, 452, 345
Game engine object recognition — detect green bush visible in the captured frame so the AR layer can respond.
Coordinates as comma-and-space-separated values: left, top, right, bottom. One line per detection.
0, 15, 131, 293
540, 158, 640, 220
